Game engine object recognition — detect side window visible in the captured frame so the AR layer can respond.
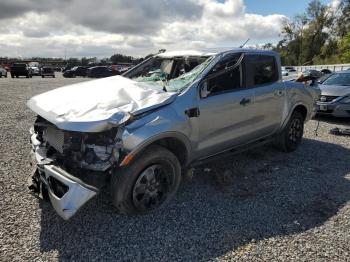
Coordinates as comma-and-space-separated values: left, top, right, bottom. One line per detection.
245, 55, 278, 86
206, 54, 243, 96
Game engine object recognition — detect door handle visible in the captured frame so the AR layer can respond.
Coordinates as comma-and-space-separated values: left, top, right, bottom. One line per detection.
185, 107, 200, 118
240, 98, 251, 106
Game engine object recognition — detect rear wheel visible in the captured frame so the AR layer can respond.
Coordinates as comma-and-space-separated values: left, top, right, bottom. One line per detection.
274, 111, 304, 152
111, 145, 181, 215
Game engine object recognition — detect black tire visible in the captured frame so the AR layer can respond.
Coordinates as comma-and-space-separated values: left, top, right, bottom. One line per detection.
0, 75, 2, 78
11, 73, 14, 78
42, 75, 44, 78
111, 145, 181, 215
4, 73, 7, 78
16, 75, 19, 78
274, 111, 304, 152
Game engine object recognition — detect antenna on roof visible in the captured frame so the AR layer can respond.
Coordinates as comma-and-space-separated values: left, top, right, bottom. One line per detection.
239, 38, 250, 48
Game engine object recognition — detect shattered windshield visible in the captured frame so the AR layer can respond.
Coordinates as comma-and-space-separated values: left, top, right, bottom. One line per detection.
128, 56, 214, 92
165, 57, 214, 92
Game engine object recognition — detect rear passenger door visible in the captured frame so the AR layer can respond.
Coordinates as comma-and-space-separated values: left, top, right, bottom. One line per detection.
244, 54, 285, 137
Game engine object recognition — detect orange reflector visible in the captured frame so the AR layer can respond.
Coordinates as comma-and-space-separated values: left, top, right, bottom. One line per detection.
120, 154, 134, 166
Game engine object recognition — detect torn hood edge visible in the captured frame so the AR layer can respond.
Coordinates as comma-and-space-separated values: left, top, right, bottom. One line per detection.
27, 75, 177, 133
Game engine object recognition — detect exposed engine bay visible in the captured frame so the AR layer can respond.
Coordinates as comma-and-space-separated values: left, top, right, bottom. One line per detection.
32, 115, 123, 172
29, 115, 126, 219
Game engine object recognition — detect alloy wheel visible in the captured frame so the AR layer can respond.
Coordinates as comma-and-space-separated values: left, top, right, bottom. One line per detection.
132, 164, 174, 211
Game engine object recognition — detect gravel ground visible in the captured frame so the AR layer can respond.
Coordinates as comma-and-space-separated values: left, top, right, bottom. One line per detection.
0, 74, 350, 261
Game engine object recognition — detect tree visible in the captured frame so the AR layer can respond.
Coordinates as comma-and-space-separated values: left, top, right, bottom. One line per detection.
275, 0, 339, 65
110, 54, 134, 64
339, 33, 350, 62
336, 0, 350, 37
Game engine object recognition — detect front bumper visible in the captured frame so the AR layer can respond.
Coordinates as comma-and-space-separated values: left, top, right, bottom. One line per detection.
29, 132, 98, 220
316, 102, 350, 117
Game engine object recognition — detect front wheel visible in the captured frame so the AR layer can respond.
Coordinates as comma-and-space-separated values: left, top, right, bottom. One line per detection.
111, 145, 181, 215
274, 111, 304, 152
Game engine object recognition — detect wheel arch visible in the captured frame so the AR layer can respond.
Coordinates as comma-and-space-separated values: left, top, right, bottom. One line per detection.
293, 104, 308, 121
282, 102, 308, 127
120, 132, 192, 168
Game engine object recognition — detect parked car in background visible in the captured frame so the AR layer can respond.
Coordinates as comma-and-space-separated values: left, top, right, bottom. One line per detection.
41, 67, 55, 78
321, 68, 332, 74
62, 65, 72, 72
10, 63, 32, 78
316, 71, 350, 117
0, 66, 7, 77
285, 66, 296, 72
281, 69, 289, 76
87, 66, 119, 78
63, 66, 88, 78
30, 66, 40, 76
27, 49, 320, 220
303, 69, 323, 80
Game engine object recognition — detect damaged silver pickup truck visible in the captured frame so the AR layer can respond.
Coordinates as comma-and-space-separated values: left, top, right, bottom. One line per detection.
27, 49, 320, 220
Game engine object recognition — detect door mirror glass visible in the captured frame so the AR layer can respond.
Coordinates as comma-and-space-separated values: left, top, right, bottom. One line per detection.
200, 81, 211, 98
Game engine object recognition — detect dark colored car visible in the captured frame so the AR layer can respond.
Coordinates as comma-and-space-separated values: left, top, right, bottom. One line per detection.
10, 63, 32, 78
285, 66, 296, 72
321, 68, 332, 74
302, 69, 323, 80
41, 67, 55, 78
62, 65, 73, 72
63, 66, 88, 78
86, 66, 119, 78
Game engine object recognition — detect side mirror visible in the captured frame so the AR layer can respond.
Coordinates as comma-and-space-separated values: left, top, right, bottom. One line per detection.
200, 81, 211, 98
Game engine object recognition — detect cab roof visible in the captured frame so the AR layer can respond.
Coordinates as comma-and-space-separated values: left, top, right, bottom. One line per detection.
156, 48, 278, 58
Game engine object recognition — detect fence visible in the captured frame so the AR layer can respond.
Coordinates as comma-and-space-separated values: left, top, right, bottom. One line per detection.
293, 64, 350, 72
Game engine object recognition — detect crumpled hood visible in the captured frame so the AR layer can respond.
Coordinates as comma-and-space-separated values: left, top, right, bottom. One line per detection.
27, 75, 177, 132
319, 84, 350, 97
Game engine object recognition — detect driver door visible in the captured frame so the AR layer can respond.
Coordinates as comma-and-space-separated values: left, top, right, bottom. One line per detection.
195, 54, 258, 159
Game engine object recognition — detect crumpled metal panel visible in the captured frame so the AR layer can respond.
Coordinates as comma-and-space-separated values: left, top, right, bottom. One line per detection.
27, 76, 177, 132
43, 165, 97, 220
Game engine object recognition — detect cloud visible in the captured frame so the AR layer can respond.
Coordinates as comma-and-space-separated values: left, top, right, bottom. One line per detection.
0, 0, 287, 58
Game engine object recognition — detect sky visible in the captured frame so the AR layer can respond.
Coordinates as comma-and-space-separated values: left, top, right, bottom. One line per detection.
244, 0, 331, 17
0, 0, 338, 58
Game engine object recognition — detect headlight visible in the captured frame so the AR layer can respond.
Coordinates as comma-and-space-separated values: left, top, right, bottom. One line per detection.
339, 96, 350, 104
